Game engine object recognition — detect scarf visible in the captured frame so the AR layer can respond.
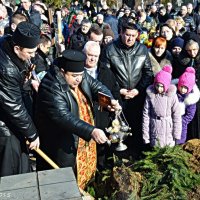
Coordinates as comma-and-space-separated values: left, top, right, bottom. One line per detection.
71, 87, 97, 190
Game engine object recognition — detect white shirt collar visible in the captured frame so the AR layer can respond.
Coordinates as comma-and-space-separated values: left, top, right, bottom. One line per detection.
85, 66, 98, 79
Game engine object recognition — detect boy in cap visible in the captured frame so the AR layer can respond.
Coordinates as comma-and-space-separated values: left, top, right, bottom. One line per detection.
0, 21, 40, 177
35, 49, 121, 189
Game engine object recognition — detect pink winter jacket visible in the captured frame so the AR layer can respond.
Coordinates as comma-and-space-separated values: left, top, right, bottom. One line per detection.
142, 84, 182, 147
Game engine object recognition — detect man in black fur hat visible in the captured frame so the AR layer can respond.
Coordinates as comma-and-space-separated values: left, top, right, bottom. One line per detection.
0, 21, 40, 177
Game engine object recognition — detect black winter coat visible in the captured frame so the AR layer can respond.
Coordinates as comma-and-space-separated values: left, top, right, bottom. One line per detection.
35, 66, 113, 170
0, 37, 38, 177
102, 38, 153, 94
182, 14, 196, 32
68, 28, 89, 51
16, 6, 41, 27
33, 49, 51, 74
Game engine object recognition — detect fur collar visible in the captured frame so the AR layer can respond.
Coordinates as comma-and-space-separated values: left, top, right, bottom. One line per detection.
178, 86, 200, 115
149, 51, 173, 76
184, 84, 200, 105
146, 84, 177, 98
171, 79, 200, 105
179, 50, 200, 66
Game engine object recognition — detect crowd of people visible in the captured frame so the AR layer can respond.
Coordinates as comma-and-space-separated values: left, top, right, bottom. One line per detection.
0, 0, 200, 191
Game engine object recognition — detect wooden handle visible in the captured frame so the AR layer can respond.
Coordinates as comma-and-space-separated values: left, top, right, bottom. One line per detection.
34, 147, 59, 169
27, 141, 95, 198
27, 141, 59, 169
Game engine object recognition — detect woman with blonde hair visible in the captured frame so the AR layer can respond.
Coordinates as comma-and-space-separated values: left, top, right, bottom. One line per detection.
165, 19, 176, 32
174, 16, 186, 36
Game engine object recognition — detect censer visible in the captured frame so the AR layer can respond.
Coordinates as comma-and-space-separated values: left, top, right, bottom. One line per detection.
106, 109, 132, 151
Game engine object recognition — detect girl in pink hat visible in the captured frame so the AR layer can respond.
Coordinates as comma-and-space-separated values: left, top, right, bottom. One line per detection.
142, 65, 182, 147
175, 67, 200, 144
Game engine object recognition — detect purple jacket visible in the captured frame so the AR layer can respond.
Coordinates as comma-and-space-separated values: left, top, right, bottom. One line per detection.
176, 84, 200, 144
143, 84, 182, 147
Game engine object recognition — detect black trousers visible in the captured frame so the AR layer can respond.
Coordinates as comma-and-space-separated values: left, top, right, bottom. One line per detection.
122, 95, 145, 159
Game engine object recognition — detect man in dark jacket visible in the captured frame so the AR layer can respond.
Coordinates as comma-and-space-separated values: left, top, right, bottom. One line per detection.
16, 0, 41, 27
102, 21, 153, 159
104, 8, 119, 40
158, 6, 172, 24
68, 19, 91, 51
35, 49, 121, 188
166, 2, 176, 18
179, 5, 196, 32
32, 34, 52, 80
0, 22, 40, 177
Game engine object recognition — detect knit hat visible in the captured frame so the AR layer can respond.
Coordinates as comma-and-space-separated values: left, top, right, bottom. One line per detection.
171, 37, 184, 49
57, 49, 86, 72
178, 67, 196, 93
103, 26, 114, 39
154, 65, 173, 92
12, 22, 41, 48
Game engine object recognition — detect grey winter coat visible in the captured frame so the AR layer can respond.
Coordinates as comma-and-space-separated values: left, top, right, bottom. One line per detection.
143, 85, 182, 147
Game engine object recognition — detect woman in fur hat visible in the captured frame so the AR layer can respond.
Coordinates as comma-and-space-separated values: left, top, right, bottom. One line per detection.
142, 65, 182, 147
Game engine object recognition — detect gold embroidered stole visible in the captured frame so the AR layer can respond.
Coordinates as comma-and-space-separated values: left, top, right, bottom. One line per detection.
71, 87, 97, 190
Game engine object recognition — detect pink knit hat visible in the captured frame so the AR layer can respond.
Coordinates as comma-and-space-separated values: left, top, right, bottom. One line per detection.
178, 67, 196, 93
154, 65, 172, 92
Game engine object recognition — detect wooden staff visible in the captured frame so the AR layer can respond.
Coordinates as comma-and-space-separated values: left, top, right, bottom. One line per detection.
48, 8, 53, 26
26, 141, 59, 169
55, 10, 65, 56
56, 10, 63, 45
48, 8, 55, 46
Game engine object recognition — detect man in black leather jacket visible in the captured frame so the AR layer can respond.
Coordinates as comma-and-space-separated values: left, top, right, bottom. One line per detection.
0, 22, 40, 177
102, 21, 153, 159
35, 50, 121, 173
